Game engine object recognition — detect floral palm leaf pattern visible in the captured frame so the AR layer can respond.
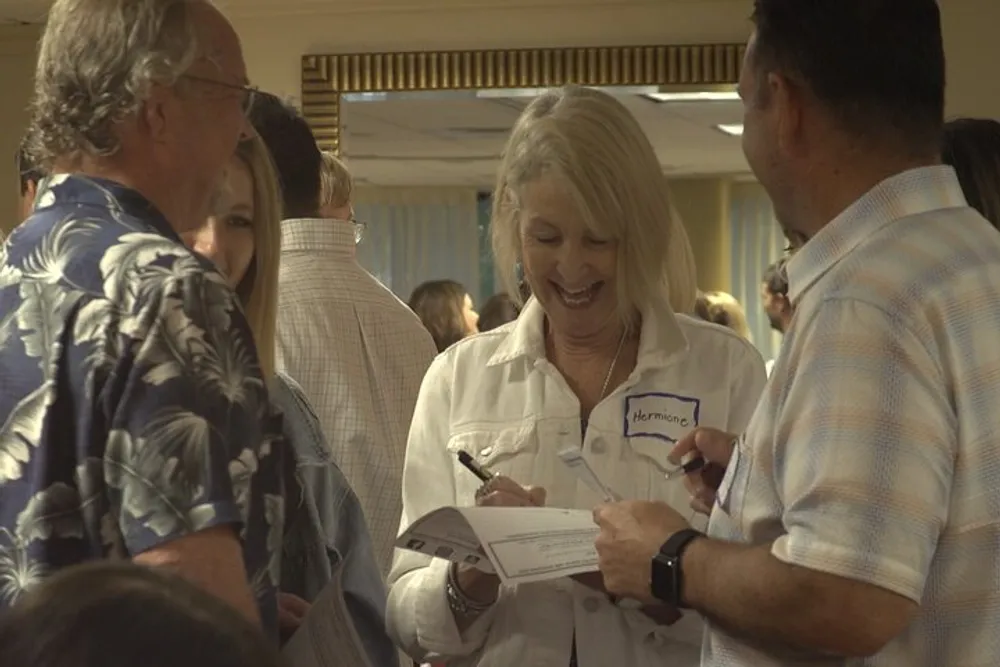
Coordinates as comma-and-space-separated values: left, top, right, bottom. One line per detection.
0, 176, 285, 635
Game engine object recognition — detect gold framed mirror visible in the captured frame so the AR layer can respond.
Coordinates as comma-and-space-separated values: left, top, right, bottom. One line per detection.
300, 44, 745, 155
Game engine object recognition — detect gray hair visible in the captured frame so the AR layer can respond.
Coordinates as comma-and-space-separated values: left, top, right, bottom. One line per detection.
28, 0, 203, 168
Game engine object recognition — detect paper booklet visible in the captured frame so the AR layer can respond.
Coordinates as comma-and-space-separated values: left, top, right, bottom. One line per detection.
281, 563, 373, 667
395, 505, 600, 585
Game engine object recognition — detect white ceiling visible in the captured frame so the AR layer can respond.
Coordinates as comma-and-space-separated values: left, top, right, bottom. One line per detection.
342, 91, 748, 186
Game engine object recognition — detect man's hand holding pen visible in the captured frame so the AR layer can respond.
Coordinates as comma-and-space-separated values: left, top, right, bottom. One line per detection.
668, 427, 737, 515
592, 427, 738, 606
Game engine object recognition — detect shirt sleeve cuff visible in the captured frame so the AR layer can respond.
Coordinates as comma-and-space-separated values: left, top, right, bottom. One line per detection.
124, 501, 244, 556
412, 559, 498, 658
771, 533, 926, 603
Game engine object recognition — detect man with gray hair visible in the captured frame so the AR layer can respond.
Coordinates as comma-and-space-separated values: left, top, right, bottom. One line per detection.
0, 0, 283, 637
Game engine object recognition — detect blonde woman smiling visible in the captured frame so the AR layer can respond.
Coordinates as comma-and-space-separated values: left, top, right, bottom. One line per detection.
387, 86, 767, 667
182, 137, 395, 667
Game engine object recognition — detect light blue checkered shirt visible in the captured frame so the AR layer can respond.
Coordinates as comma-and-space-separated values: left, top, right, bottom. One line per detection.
705, 166, 1000, 666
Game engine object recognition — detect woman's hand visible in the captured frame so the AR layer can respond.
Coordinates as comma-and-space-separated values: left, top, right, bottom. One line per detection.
668, 428, 737, 515
475, 474, 547, 508
454, 476, 548, 612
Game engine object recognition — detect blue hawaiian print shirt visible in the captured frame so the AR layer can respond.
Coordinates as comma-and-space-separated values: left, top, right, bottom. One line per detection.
0, 175, 284, 637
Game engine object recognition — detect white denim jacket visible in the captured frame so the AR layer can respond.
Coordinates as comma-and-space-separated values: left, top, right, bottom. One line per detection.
387, 298, 766, 667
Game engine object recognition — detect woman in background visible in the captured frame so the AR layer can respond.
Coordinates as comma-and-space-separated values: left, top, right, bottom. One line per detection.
693, 290, 753, 341
477, 292, 520, 332
183, 137, 394, 667
408, 279, 479, 352
943, 118, 1000, 227
386, 85, 765, 667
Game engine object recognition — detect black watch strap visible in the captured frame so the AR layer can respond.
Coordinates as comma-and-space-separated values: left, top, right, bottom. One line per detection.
651, 528, 703, 608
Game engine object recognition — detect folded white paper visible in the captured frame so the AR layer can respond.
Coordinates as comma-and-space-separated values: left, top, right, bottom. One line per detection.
396, 506, 600, 585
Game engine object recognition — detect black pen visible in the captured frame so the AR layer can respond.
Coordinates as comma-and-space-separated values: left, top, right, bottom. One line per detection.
664, 456, 705, 481
457, 450, 495, 483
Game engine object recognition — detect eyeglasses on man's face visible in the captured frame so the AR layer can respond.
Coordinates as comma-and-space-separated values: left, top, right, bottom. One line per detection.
349, 214, 367, 245
181, 74, 258, 114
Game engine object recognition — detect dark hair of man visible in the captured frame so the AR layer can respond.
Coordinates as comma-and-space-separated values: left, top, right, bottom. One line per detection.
750, 0, 945, 153
247, 92, 322, 219
942, 118, 1000, 230
762, 258, 788, 297
16, 138, 43, 195
0, 562, 280, 667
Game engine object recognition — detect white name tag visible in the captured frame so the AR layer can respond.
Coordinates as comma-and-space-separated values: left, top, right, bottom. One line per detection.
623, 392, 701, 443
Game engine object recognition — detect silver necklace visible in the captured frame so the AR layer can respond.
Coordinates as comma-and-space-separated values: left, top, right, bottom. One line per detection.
599, 329, 629, 401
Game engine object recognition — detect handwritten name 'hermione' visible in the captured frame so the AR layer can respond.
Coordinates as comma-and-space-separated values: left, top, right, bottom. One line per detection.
631, 409, 691, 428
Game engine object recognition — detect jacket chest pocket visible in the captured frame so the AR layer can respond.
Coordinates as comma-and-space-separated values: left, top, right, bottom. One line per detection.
625, 437, 709, 530
446, 427, 540, 506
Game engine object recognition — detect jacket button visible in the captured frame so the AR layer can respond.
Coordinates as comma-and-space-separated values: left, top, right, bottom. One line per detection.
582, 597, 601, 613
590, 439, 606, 455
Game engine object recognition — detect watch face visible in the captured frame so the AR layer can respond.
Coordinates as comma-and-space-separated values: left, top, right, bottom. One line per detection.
650, 553, 678, 603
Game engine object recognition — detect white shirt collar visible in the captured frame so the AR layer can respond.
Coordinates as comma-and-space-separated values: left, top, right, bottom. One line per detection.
280, 218, 355, 258
487, 295, 689, 371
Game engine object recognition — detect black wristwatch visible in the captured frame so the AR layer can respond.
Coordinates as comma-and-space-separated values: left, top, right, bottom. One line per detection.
650, 528, 703, 608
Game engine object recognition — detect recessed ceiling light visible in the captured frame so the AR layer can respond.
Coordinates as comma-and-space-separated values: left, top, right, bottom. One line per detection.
644, 91, 740, 103
716, 124, 744, 136
475, 87, 551, 98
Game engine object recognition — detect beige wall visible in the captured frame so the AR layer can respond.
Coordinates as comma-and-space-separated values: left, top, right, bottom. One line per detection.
0, 23, 40, 233
671, 178, 731, 292
1, 0, 997, 246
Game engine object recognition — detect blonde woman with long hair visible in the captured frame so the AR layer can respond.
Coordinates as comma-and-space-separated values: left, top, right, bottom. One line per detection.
693, 290, 753, 341
183, 136, 395, 667
387, 86, 766, 667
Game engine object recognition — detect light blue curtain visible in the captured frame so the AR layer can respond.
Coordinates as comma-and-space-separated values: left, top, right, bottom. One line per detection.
477, 192, 496, 302
728, 182, 786, 362
354, 187, 482, 305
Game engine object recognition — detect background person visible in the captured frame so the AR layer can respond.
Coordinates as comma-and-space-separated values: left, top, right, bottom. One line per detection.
692, 290, 752, 340
408, 279, 480, 352
183, 135, 395, 666
942, 117, 1000, 228
15, 135, 42, 222
476, 292, 521, 332
248, 93, 437, 579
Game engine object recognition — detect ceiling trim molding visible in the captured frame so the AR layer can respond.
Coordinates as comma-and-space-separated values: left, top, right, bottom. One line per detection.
302, 43, 745, 154
228, 0, 671, 18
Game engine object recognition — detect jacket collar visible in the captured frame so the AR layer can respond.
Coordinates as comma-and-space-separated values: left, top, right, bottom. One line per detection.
487, 294, 689, 371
